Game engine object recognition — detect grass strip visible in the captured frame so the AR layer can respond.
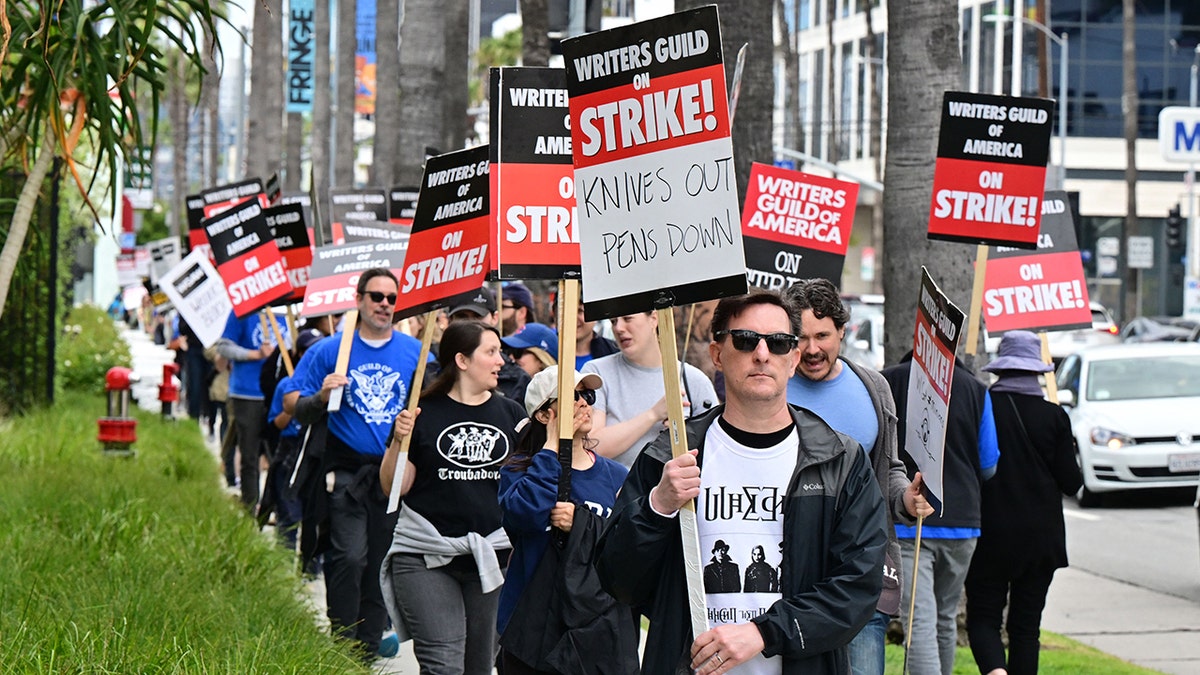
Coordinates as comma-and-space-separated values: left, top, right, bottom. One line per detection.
0, 391, 365, 674
884, 631, 1166, 674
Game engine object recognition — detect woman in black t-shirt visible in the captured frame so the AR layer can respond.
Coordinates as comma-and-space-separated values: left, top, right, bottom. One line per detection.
381, 320, 527, 675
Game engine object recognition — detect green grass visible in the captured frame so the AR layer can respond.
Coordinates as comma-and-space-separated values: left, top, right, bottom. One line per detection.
884, 632, 1166, 674
0, 392, 366, 674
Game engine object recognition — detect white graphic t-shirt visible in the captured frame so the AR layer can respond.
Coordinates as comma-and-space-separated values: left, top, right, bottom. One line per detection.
698, 422, 796, 675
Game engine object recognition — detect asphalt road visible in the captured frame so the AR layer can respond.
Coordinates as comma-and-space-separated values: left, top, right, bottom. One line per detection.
1044, 489, 1200, 675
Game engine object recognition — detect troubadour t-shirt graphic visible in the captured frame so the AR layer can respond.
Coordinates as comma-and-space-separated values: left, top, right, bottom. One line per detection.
403, 394, 527, 538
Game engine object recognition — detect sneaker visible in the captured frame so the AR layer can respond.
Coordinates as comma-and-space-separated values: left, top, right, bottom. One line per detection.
378, 630, 399, 658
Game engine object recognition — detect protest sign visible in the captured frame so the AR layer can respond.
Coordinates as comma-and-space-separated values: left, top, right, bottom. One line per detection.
116, 249, 149, 287
330, 188, 388, 244
982, 190, 1092, 335
265, 172, 282, 205
147, 237, 182, 286
394, 145, 491, 318
300, 240, 409, 317
186, 193, 208, 252
264, 202, 314, 300
201, 178, 266, 218
341, 220, 412, 244
159, 249, 234, 348
490, 67, 581, 280
927, 92, 1054, 248
203, 198, 293, 317
741, 162, 858, 289
562, 6, 747, 319
904, 268, 965, 512
388, 187, 419, 226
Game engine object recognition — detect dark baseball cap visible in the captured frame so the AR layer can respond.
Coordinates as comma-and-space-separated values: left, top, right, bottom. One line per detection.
447, 286, 497, 318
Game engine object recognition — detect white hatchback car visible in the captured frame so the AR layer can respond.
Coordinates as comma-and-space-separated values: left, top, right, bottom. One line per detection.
1056, 342, 1200, 506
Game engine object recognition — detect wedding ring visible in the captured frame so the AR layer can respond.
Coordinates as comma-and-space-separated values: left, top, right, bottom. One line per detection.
715, 654, 724, 666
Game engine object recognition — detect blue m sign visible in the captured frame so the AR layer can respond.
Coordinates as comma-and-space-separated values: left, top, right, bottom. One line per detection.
1160, 106, 1200, 162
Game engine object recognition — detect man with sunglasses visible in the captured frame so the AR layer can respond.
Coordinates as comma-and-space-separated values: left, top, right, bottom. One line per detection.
783, 279, 932, 675
294, 268, 425, 659
595, 289, 888, 675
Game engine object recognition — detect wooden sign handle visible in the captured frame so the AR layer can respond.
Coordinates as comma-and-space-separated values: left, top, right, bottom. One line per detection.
386, 309, 439, 514
965, 245, 989, 356
327, 310, 358, 412
1040, 331, 1059, 404
267, 311, 294, 377
556, 280, 581, 504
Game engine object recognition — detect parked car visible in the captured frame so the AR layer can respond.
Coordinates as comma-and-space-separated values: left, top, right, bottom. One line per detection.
1055, 342, 1200, 507
1120, 316, 1196, 343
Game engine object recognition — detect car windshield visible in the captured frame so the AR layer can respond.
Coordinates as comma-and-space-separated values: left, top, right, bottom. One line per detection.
1086, 355, 1200, 401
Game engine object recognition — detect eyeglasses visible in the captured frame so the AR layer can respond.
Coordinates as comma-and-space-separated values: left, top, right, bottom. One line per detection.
714, 329, 799, 355
574, 388, 597, 405
363, 291, 397, 305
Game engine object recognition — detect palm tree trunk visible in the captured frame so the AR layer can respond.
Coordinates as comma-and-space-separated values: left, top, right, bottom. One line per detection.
0, 131, 56, 320
396, 0, 444, 185
248, 0, 284, 180
776, 0, 800, 152
883, 0, 970, 364
201, 20, 220, 187
335, 0, 357, 187
285, 111, 303, 191
443, 0, 469, 152
825, 0, 839, 163
372, 0, 400, 186
170, 55, 190, 239
520, 0, 549, 67
312, 0, 333, 206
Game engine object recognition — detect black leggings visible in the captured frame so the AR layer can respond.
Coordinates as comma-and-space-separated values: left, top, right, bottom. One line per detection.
965, 560, 1056, 675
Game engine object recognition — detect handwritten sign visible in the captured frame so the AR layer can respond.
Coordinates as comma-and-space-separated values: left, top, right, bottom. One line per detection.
160, 249, 234, 348
203, 198, 293, 317
490, 66, 581, 279
741, 163, 858, 289
562, 6, 747, 319
904, 268, 965, 512
927, 92, 1054, 248
395, 145, 492, 318
982, 190, 1092, 335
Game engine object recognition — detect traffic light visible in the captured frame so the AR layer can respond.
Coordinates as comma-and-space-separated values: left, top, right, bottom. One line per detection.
1166, 204, 1185, 250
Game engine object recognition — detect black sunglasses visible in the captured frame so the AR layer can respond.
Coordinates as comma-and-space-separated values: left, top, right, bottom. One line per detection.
539, 388, 597, 411
715, 329, 798, 355
363, 291, 398, 305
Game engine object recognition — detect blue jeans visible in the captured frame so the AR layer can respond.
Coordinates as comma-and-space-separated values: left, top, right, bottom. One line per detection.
389, 553, 502, 675
847, 610, 890, 675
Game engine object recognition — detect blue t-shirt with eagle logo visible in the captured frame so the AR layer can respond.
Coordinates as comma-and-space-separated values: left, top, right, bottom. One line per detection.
299, 330, 424, 457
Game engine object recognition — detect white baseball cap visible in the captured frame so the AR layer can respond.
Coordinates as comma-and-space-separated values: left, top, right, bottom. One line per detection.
524, 365, 603, 416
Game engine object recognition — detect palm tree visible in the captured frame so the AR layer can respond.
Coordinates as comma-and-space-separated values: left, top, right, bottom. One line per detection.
882, 0, 968, 364
372, 0, 401, 186
396, 0, 444, 185
247, 0, 284, 181
520, 0, 550, 67
335, 0, 356, 186
443, 0, 469, 151
0, 0, 218, 319
312, 0, 333, 209
1120, 0, 1137, 323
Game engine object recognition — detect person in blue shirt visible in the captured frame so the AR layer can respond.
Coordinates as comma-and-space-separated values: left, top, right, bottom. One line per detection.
293, 268, 423, 659
883, 354, 1000, 675
215, 309, 286, 508
495, 366, 630, 673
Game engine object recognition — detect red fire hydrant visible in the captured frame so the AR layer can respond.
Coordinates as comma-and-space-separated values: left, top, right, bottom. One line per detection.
98, 366, 137, 456
159, 362, 180, 420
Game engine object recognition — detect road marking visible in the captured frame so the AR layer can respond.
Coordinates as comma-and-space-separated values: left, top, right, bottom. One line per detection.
1064, 509, 1102, 521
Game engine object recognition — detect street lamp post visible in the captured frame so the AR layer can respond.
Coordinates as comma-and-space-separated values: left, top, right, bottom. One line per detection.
1189, 45, 1199, 280
984, 14, 1069, 189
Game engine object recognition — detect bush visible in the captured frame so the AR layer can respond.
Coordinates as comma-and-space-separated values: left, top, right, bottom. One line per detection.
57, 304, 132, 394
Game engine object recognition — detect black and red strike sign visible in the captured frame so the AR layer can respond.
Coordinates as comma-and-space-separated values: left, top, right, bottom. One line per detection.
264, 202, 313, 301
330, 188, 388, 244
741, 163, 858, 289
186, 193, 207, 252
490, 67, 581, 280
341, 220, 411, 244
982, 190, 1092, 334
396, 145, 491, 318
388, 187, 419, 227
300, 240, 408, 317
202, 178, 266, 219
927, 92, 1054, 248
203, 198, 293, 317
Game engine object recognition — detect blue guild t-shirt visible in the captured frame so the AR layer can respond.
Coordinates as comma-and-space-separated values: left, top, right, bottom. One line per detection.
221, 311, 289, 399
268, 375, 302, 439
786, 362, 878, 454
300, 331, 423, 456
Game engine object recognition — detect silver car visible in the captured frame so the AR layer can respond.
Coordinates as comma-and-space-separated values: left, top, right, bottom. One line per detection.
1056, 342, 1200, 507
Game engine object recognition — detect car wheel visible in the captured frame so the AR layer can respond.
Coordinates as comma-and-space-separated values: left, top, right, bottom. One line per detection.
1075, 445, 1102, 508
1077, 485, 1103, 508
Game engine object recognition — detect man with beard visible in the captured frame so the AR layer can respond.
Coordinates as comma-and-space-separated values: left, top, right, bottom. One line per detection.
783, 279, 932, 675
294, 268, 424, 659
